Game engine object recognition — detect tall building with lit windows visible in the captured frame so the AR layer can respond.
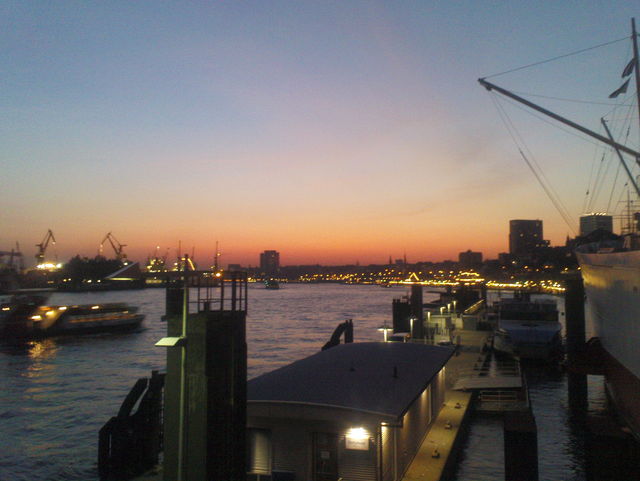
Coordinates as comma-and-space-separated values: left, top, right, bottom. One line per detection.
260, 250, 280, 275
509, 220, 544, 257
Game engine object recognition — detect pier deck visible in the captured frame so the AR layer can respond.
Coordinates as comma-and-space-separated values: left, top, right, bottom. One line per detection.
402, 329, 489, 481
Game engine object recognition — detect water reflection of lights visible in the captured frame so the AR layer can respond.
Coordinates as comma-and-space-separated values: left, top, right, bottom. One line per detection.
27, 339, 58, 361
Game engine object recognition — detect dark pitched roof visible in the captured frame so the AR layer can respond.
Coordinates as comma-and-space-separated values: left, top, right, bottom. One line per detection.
248, 342, 454, 419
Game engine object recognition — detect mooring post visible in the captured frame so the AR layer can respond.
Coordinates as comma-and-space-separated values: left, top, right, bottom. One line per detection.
565, 274, 588, 422
345, 319, 354, 343
504, 409, 538, 481
183, 310, 247, 480
392, 297, 411, 334
565, 275, 586, 360
410, 284, 424, 339
165, 284, 184, 321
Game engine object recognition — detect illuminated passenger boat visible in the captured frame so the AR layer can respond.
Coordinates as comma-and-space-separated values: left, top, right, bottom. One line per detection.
0, 295, 144, 339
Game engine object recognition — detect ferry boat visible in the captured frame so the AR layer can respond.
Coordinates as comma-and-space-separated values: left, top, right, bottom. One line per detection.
0, 294, 144, 340
479, 19, 640, 437
264, 279, 280, 289
492, 295, 562, 361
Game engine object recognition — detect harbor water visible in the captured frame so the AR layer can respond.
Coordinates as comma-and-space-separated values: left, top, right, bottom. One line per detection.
0, 284, 606, 480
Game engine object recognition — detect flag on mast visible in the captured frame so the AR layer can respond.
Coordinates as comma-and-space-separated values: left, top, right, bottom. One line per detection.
622, 57, 636, 77
609, 78, 630, 98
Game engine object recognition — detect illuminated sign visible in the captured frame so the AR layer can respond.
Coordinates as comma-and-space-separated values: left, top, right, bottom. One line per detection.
345, 427, 369, 451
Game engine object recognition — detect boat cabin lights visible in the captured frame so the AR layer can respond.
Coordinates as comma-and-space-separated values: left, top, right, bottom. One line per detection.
59, 306, 67, 311
91, 305, 100, 310
36, 262, 63, 270
30, 315, 42, 321
2, 307, 10, 311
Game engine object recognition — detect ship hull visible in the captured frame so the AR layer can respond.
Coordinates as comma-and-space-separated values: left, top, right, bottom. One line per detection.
493, 324, 562, 361
577, 250, 640, 438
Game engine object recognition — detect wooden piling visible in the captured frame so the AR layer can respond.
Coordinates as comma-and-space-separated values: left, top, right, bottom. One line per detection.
410, 284, 424, 339
564, 275, 589, 422
504, 409, 538, 481
564, 275, 585, 360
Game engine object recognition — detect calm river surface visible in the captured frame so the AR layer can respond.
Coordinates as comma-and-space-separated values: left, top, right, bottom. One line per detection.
0, 284, 606, 480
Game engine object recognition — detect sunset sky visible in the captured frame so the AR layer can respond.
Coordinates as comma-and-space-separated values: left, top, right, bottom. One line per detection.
3, 2, 640, 267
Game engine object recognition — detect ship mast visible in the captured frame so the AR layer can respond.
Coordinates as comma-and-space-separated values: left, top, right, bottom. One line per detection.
601, 118, 640, 197
628, 18, 640, 233
632, 18, 640, 138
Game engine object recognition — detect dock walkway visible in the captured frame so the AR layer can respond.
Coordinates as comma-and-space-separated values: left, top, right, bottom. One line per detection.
402, 329, 489, 481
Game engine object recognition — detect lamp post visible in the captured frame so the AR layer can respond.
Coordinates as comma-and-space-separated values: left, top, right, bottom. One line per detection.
378, 322, 392, 342
155, 256, 190, 481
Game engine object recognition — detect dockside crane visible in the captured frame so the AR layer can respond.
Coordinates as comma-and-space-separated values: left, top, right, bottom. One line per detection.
35, 229, 56, 266
101, 232, 127, 262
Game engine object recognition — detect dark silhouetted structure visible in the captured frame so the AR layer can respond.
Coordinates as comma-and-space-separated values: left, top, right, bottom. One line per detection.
509, 220, 545, 257
260, 250, 280, 276
458, 249, 483, 268
579, 213, 613, 236
162, 272, 248, 481
98, 371, 165, 480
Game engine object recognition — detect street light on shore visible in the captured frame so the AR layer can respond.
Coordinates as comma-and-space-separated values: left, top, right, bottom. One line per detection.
378, 323, 392, 342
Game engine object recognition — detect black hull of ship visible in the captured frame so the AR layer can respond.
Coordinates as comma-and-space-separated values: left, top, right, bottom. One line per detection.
601, 344, 640, 440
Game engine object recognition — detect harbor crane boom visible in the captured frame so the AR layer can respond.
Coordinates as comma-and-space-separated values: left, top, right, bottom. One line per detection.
35, 229, 56, 265
101, 232, 127, 261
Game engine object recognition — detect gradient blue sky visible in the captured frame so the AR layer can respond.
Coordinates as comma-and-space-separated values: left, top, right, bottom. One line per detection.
3, 1, 639, 267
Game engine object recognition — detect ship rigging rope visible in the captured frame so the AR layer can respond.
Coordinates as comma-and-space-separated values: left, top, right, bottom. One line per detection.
585, 152, 607, 213
497, 95, 607, 149
484, 36, 628, 79
606, 125, 633, 213
606, 156, 623, 214
596, 86, 638, 214
581, 150, 600, 215
489, 94, 578, 235
506, 91, 632, 107
490, 92, 639, 216
588, 147, 613, 213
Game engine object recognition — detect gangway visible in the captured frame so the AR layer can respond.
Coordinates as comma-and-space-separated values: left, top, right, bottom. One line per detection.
452, 356, 529, 412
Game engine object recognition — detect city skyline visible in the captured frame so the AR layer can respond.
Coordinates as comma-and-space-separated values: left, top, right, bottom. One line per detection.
3, 3, 639, 266
13, 217, 561, 269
